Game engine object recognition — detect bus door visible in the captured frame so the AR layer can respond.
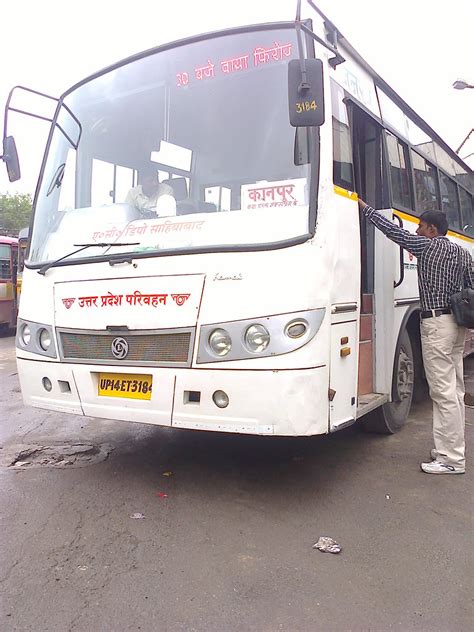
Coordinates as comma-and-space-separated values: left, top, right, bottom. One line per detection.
350, 104, 396, 402
0, 242, 18, 329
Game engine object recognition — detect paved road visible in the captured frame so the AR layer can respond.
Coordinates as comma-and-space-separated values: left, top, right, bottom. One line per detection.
0, 333, 472, 631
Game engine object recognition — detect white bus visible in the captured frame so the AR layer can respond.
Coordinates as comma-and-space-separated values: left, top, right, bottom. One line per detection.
2, 1, 473, 436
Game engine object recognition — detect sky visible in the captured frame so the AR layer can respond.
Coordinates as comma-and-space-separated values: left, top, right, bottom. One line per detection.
1, 0, 473, 196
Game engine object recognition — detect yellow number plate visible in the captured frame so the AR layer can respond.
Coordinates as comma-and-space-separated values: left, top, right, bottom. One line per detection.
98, 373, 153, 400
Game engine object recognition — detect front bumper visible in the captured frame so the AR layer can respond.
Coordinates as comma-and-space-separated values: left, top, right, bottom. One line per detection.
16, 358, 329, 436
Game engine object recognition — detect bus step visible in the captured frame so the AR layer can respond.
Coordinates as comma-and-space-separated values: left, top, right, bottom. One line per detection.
356, 393, 388, 419
358, 311, 374, 395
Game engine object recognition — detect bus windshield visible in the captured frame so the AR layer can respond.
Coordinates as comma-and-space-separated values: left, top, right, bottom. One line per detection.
29, 25, 316, 265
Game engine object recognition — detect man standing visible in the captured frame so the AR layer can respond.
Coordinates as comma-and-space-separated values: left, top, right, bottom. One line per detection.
358, 199, 473, 474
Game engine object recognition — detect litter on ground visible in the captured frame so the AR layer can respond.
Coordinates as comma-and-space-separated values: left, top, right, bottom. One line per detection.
312, 536, 341, 554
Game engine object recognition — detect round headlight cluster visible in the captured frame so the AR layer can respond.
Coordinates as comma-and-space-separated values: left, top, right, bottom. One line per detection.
21, 324, 31, 346
245, 324, 270, 353
208, 328, 232, 356
38, 328, 52, 351
208, 324, 272, 357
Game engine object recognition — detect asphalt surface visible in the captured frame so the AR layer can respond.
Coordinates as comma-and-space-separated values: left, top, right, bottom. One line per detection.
0, 332, 472, 632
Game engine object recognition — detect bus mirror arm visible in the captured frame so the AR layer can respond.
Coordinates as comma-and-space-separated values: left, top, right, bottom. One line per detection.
392, 214, 405, 288
289, 4, 329, 127
298, 21, 345, 68
294, 6, 310, 93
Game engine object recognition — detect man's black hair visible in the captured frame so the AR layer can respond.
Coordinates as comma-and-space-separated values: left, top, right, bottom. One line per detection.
419, 210, 448, 236
139, 164, 158, 182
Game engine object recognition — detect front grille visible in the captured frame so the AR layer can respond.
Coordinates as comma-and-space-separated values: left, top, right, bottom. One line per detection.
58, 328, 194, 367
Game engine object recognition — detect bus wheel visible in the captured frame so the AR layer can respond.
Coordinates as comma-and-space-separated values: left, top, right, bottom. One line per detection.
362, 328, 414, 434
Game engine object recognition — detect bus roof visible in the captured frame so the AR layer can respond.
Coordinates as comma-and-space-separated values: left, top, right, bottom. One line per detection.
309, 1, 472, 179
0, 235, 18, 245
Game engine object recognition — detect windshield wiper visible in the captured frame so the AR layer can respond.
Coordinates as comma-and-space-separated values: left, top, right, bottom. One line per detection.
37, 242, 139, 275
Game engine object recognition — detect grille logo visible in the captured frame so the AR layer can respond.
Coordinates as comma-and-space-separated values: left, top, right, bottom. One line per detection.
111, 337, 129, 360
62, 298, 75, 309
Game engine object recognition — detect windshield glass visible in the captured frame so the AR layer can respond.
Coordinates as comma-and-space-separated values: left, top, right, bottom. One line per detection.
29, 25, 316, 264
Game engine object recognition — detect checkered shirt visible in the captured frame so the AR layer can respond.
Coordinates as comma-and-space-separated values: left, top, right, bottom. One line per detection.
363, 205, 474, 311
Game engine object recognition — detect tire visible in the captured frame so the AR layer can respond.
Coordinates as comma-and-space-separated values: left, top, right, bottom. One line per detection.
362, 328, 415, 434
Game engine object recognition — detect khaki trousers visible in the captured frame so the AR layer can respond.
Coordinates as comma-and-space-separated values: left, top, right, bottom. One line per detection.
420, 314, 466, 468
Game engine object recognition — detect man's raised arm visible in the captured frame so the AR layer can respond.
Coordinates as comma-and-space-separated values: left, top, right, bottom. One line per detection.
358, 198, 429, 258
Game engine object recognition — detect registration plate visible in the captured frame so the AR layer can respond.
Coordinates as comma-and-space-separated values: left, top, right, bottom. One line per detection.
98, 373, 153, 400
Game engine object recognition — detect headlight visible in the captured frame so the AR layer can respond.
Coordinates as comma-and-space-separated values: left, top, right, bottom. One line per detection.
38, 328, 52, 350
244, 324, 270, 353
16, 319, 57, 358
208, 328, 232, 356
21, 324, 31, 346
197, 308, 325, 363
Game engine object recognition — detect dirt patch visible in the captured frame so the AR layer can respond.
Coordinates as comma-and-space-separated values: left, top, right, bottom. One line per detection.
4, 443, 112, 469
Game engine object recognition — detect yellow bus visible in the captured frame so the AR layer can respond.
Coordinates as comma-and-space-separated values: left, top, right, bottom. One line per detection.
0, 235, 19, 330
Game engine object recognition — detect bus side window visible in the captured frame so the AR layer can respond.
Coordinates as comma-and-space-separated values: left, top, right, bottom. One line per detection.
91, 159, 115, 207
411, 150, 440, 213
459, 187, 474, 236
0, 245, 12, 280
115, 165, 136, 203
330, 80, 354, 191
439, 172, 461, 231
385, 131, 412, 210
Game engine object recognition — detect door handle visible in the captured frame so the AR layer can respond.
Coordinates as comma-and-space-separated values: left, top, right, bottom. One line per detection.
392, 213, 405, 288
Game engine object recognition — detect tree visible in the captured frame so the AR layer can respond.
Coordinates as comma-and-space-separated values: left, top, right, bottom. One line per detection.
0, 193, 32, 236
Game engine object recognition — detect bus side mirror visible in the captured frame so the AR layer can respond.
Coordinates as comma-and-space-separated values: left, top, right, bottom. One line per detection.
288, 59, 325, 127
1, 136, 21, 182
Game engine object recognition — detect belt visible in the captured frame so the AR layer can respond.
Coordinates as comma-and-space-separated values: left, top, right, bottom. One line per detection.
420, 308, 452, 320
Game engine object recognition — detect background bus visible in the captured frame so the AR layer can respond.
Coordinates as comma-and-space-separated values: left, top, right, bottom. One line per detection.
2, 1, 473, 436
0, 235, 19, 330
